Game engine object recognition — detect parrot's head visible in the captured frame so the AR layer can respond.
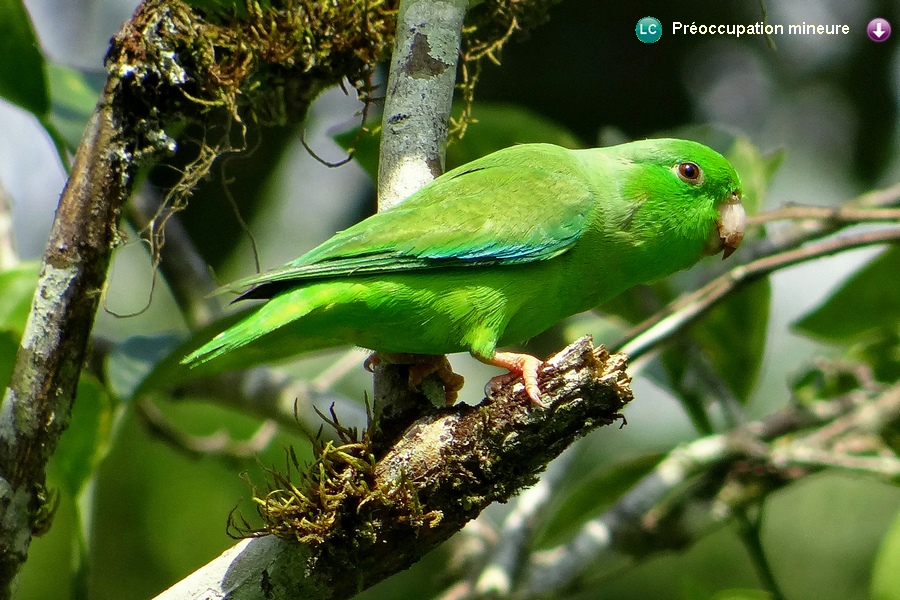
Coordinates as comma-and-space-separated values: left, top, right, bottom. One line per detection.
614, 138, 746, 262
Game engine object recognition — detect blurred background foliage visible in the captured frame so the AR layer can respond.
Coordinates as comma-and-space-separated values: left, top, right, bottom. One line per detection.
2, 0, 900, 598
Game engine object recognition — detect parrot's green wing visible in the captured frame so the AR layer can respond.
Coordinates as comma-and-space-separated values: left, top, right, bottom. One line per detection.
231, 144, 602, 300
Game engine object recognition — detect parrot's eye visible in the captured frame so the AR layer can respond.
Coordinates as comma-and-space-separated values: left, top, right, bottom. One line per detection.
675, 162, 703, 184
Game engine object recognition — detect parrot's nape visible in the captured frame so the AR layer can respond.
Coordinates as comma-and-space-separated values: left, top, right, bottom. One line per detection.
183, 138, 746, 406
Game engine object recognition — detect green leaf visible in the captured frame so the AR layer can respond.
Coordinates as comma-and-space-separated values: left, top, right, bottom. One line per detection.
48, 373, 115, 497
725, 136, 783, 217
0, 0, 49, 117
170, 122, 297, 270
133, 308, 253, 396
852, 327, 900, 384
105, 333, 185, 400
795, 246, 900, 343
602, 281, 675, 326
334, 102, 584, 181
562, 312, 630, 349
683, 582, 772, 600
444, 103, 584, 167
690, 278, 771, 402
657, 278, 771, 429
46, 62, 101, 152
333, 125, 379, 182
0, 329, 21, 389
871, 509, 900, 600
711, 590, 772, 600
0, 261, 40, 334
790, 363, 861, 405
0, 263, 37, 391
659, 344, 715, 434
680, 579, 711, 600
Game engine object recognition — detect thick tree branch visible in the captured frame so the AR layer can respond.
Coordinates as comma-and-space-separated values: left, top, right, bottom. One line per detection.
153, 338, 632, 599
0, 85, 135, 597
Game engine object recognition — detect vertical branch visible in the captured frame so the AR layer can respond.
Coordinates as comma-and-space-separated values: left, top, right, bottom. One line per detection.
373, 0, 468, 442
377, 0, 467, 208
0, 88, 136, 596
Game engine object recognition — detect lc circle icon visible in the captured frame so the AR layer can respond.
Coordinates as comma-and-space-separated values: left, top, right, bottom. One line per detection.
636, 17, 662, 43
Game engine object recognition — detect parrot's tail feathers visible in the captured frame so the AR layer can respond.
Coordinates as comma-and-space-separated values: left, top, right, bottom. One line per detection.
181, 289, 322, 368
181, 323, 265, 368
181, 332, 247, 368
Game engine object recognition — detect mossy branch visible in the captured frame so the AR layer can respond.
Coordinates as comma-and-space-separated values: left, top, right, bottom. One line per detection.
155, 338, 632, 599
0, 82, 132, 600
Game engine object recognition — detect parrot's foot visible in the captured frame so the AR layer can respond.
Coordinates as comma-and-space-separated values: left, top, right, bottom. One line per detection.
365, 352, 465, 405
478, 351, 547, 408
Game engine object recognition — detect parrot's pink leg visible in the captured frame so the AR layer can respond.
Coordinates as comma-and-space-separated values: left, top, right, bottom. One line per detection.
365, 352, 465, 405
363, 353, 381, 372
478, 351, 547, 408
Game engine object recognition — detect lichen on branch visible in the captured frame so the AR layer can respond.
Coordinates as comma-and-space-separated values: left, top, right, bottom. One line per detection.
106, 0, 401, 259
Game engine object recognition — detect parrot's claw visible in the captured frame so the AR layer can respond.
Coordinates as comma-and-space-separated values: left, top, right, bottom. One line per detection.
366, 352, 464, 405
363, 353, 381, 373
477, 351, 548, 408
484, 372, 518, 398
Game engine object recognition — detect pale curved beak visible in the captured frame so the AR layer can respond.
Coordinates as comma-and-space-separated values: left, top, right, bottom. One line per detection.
704, 192, 746, 259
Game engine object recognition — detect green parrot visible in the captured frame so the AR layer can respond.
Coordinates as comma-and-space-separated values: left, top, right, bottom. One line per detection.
183, 139, 745, 406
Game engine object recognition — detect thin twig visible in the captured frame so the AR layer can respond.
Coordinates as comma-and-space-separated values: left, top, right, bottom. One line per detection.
126, 186, 223, 330
474, 449, 578, 596
772, 384, 900, 478
522, 381, 900, 595
773, 447, 900, 477
748, 204, 900, 225
739, 182, 900, 267
735, 509, 787, 600
137, 398, 279, 459
174, 368, 367, 441
617, 226, 900, 360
